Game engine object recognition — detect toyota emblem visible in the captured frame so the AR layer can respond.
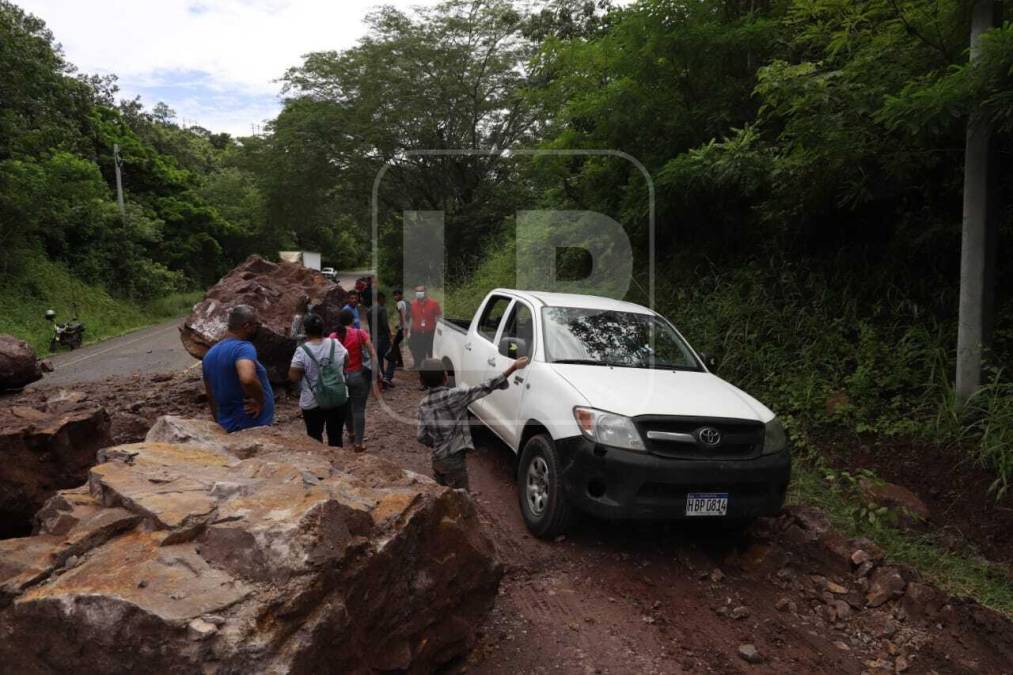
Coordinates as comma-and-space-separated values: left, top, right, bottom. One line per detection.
697, 426, 722, 447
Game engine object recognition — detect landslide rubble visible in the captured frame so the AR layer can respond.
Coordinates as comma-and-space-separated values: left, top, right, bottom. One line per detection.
180, 255, 348, 383
0, 334, 45, 391
0, 417, 501, 674
0, 392, 111, 538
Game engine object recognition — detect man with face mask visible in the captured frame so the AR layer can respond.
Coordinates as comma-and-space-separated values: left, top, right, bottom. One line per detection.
202, 304, 275, 432
409, 285, 442, 376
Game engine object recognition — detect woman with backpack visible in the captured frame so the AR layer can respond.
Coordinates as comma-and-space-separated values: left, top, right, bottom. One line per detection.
330, 308, 380, 453
288, 314, 349, 446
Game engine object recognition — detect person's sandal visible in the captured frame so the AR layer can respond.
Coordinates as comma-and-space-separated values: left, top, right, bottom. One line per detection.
354, 445, 366, 453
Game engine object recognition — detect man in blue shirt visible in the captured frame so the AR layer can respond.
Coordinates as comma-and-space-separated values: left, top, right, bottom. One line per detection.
341, 290, 362, 329
202, 304, 275, 432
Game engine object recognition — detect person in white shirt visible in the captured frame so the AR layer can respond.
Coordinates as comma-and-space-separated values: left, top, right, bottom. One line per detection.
288, 314, 349, 446
389, 288, 410, 374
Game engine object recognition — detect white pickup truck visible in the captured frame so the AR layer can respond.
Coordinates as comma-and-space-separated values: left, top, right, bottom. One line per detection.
432, 289, 791, 538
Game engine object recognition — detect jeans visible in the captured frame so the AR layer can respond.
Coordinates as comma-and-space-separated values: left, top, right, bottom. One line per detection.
302, 404, 347, 447
380, 328, 403, 381
376, 332, 395, 382
344, 369, 369, 445
432, 451, 469, 491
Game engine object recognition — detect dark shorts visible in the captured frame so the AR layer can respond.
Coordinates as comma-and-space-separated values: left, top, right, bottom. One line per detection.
432, 452, 469, 491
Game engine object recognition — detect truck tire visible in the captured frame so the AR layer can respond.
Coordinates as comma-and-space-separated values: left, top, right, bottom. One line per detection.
518, 434, 573, 539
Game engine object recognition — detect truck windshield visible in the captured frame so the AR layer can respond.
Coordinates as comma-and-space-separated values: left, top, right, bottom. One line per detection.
541, 307, 702, 370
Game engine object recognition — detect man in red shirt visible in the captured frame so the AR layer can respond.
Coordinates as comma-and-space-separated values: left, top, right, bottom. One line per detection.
409, 284, 442, 375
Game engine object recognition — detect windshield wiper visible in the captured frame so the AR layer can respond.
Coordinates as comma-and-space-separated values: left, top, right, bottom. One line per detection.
551, 358, 609, 366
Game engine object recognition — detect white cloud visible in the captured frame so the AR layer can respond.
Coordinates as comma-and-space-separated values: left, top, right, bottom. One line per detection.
16, 0, 439, 135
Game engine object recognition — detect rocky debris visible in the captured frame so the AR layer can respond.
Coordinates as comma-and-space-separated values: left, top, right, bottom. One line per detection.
180, 255, 348, 383
737, 643, 763, 664
0, 417, 501, 673
859, 478, 930, 528
0, 335, 44, 391
866, 566, 907, 608
0, 398, 111, 538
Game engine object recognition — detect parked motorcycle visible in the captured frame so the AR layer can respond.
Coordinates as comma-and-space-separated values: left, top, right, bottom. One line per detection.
45, 309, 85, 352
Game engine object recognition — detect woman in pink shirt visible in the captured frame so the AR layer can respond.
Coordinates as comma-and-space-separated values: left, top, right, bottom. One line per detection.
330, 308, 380, 452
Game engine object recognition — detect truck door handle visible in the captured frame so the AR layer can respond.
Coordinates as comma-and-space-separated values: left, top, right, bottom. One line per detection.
464, 343, 472, 351
487, 357, 496, 366
513, 375, 524, 384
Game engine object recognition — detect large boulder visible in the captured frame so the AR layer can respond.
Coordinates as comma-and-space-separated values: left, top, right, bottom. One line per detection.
0, 396, 111, 538
0, 335, 43, 391
0, 417, 501, 673
180, 255, 347, 383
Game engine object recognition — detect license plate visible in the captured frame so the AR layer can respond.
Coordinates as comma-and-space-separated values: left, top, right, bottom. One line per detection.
686, 492, 728, 517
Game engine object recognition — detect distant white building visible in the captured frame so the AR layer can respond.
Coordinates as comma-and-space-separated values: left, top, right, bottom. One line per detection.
278, 251, 322, 270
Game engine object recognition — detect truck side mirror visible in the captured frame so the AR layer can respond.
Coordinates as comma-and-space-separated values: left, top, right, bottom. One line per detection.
499, 337, 528, 359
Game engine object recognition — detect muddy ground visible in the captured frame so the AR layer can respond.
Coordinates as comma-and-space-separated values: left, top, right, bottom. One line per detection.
7, 369, 1013, 674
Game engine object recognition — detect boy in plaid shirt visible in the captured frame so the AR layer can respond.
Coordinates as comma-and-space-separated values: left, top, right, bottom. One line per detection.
417, 356, 529, 490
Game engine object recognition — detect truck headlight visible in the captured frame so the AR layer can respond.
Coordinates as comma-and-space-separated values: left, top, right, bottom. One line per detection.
573, 407, 645, 451
762, 417, 787, 455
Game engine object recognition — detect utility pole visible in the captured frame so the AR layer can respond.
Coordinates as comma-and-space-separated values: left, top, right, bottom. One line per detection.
113, 143, 126, 221
956, 0, 1000, 403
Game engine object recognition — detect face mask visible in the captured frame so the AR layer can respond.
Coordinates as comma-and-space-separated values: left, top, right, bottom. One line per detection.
416, 291, 425, 300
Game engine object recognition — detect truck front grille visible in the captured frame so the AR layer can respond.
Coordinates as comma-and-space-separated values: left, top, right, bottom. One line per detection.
633, 415, 764, 460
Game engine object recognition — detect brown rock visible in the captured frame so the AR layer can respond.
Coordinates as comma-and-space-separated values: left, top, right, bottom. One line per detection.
851, 537, 885, 561
899, 581, 944, 620
0, 402, 111, 538
737, 644, 763, 664
859, 478, 929, 527
110, 412, 153, 444
784, 504, 831, 539
0, 417, 500, 673
867, 566, 907, 607
179, 256, 347, 383
0, 335, 43, 391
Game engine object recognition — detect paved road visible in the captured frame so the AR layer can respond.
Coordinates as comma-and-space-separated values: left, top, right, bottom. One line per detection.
29, 318, 195, 389
30, 269, 371, 389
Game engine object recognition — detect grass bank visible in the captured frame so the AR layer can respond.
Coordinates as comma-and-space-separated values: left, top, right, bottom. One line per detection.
0, 253, 201, 355
790, 459, 1013, 616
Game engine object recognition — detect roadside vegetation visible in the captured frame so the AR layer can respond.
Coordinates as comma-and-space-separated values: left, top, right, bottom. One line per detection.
0, 251, 200, 354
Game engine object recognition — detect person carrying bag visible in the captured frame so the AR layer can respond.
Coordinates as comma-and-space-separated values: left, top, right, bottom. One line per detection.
288, 314, 349, 446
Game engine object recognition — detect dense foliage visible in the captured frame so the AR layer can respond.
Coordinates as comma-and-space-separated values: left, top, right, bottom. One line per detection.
0, 1, 280, 300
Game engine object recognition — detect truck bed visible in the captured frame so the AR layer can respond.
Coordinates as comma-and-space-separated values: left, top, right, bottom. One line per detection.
439, 317, 470, 332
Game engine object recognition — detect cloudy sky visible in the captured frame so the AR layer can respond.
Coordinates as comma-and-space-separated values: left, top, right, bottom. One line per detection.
18, 0, 442, 135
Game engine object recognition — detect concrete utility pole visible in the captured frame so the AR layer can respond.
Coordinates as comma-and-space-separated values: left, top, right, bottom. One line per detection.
956, 0, 1000, 403
113, 143, 126, 221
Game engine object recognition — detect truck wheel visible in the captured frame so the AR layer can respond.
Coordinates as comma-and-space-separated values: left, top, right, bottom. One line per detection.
518, 434, 573, 539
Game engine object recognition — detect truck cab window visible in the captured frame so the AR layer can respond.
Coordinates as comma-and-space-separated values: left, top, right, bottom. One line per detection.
477, 295, 511, 342
502, 302, 534, 356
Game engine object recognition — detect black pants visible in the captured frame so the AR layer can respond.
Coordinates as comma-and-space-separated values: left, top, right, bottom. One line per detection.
302, 405, 347, 447
410, 331, 435, 369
